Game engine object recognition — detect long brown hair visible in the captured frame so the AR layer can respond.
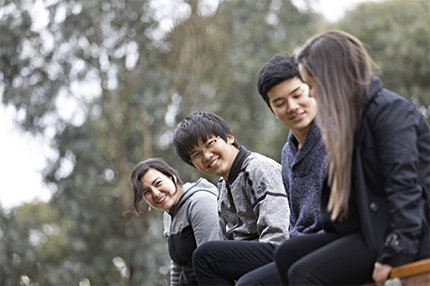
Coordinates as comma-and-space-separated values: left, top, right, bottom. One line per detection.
296, 30, 375, 221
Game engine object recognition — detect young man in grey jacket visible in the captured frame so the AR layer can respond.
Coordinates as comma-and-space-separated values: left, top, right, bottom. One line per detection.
173, 111, 290, 285
176, 54, 327, 285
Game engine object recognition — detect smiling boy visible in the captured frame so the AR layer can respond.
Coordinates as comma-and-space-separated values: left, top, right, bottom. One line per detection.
173, 111, 290, 285
175, 54, 327, 285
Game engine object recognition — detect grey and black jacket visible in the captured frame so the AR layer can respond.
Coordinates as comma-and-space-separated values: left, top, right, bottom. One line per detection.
217, 147, 290, 244
163, 178, 220, 286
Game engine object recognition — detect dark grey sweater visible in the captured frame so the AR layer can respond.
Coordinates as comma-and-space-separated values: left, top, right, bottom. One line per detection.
282, 122, 327, 237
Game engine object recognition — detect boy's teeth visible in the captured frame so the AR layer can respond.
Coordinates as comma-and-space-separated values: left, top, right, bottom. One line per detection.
209, 159, 218, 167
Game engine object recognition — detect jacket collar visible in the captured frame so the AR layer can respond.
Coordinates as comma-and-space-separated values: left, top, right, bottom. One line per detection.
168, 178, 203, 216
355, 76, 383, 147
288, 122, 322, 164
364, 75, 383, 103
228, 146, 251, 184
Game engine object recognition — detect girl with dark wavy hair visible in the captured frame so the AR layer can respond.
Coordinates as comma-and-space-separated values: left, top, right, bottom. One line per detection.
130, 158, 220, 285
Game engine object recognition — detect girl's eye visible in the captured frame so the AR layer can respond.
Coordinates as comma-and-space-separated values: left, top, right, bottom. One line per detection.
275, 102, 285, 108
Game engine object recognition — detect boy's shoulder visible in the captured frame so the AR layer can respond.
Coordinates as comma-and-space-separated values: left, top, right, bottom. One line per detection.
244, 152, 281, 169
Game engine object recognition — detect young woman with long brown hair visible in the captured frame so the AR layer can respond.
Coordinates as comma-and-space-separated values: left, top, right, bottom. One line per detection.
274, 30, 430, 285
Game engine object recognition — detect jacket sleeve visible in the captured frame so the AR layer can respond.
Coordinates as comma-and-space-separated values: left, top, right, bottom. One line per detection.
371, 97, 426, 266
188, 191, 221, 246
247, 158, 290, 244
170, 260, 181, 286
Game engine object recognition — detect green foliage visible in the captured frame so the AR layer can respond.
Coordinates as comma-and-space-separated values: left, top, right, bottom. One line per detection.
335, 0, 430, 121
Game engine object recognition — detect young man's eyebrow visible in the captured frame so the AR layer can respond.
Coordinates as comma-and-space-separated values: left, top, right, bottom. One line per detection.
271, 86, 302, 104
289, 86, 301, 95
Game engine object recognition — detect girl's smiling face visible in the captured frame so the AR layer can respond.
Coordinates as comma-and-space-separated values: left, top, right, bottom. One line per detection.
140, 168, 183, 212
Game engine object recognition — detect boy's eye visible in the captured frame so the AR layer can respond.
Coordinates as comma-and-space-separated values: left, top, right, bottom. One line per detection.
191, 152, 202, 161
207, 140, 216, 148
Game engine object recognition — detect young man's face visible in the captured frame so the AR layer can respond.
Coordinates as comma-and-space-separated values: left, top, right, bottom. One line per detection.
190, 134, 239, 181
267, 77, 317, 140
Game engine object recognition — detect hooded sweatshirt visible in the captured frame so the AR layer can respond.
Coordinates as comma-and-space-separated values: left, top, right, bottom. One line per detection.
163, 178, 220, 285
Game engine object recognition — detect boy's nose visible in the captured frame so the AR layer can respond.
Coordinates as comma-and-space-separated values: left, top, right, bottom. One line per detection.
202, 150, 213, 161
287, 100, 299, 112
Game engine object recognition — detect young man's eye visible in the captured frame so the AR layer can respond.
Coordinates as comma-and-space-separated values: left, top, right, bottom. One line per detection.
275, 102, 285, 108
191, 153, 202, 161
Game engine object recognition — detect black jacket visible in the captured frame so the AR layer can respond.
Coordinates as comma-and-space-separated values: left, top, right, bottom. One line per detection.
323, 76, 430, 267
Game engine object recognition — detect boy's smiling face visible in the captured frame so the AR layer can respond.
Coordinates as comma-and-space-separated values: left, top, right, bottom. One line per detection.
267, 76, 317, 143
190, 133, 239, 181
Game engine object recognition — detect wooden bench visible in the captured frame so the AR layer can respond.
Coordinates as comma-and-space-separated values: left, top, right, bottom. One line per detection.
364, 258, 430, 286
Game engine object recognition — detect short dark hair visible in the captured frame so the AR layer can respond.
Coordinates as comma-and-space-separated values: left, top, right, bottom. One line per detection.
257, 54, 302, 108
130, 158, 183, 214
173, 112, 239, 166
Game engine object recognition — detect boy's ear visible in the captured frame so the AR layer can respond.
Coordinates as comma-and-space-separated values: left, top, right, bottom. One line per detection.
269, 107, 278, 119
227, 133, 234, 144
269, 107, 274, 114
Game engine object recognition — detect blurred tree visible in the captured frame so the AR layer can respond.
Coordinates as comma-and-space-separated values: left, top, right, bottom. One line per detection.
0, 202, 74, 284
1, 0, 172, 284
335, 0, 430, 122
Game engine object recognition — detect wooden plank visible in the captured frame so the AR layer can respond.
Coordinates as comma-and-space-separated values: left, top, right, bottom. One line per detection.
362, 258, 430, 286
389, 258, 430, 279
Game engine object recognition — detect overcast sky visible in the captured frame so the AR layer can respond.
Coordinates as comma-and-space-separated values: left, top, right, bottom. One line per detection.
0, 0, 383, 209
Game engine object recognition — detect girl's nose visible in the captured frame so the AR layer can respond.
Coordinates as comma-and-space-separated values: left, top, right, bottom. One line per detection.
151, 188, 161, 197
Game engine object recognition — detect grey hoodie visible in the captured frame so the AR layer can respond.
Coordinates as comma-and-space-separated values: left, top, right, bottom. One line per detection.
163, 178, 220, 285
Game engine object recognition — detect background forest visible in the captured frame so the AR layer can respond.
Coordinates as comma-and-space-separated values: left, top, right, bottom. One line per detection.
0, 0, 429, 285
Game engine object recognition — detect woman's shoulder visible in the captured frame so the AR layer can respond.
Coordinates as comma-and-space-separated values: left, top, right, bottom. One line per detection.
365, 89, 420, 124
184, 178, 218, 198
